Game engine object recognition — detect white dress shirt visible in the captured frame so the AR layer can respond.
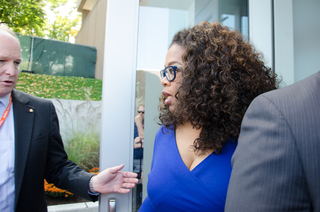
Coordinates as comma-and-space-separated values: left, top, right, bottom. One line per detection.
0, 93, 15, 212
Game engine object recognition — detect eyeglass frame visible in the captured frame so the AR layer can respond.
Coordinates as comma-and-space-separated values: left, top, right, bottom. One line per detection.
138, 110, 145, 114
160, 65, 182, 82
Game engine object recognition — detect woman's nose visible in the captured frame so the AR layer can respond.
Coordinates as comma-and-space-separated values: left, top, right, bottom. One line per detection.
161, 76, 170, 87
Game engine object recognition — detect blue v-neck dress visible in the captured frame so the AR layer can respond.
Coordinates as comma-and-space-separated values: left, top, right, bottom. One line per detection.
139, 126, 237, 212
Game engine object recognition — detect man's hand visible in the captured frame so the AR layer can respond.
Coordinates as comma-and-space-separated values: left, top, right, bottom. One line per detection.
91, 164, 138, 194
134, 137, 144, 149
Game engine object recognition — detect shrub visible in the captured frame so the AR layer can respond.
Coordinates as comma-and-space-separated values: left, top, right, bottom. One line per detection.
89, 167, 100, 174
44, 180, 74, 198
64, 128, 100, 172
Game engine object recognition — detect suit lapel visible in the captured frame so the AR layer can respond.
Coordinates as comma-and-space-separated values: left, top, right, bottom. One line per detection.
12, 90, 35, 208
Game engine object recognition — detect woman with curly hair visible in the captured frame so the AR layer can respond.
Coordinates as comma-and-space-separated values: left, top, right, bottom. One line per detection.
138, 22, 278, 212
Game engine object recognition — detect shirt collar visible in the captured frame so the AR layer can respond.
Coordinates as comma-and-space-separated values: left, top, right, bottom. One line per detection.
0, 93, 11, 107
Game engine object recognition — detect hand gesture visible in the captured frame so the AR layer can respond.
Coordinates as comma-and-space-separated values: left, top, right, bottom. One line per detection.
91, 164, 138, 194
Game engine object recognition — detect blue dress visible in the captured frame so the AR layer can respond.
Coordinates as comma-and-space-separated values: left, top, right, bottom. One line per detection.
139, 126, 237, 212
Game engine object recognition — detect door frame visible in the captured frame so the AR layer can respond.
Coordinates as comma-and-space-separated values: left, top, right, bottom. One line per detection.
99, 0, 140, 211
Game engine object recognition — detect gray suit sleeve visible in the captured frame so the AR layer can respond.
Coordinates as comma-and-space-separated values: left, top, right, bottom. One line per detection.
225, 95, 310, 211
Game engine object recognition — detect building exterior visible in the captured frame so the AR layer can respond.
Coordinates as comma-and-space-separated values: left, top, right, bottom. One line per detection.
76, 0, 320, 83
76, 0, 106, 79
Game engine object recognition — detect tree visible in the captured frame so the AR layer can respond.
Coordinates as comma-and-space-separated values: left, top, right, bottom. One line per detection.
47, 0, 69, 10
0, 0, 46, 36
46, 0, 81, 43
47, 14, 81, 42
44, 0, 81, 42
1, 0, 81, 42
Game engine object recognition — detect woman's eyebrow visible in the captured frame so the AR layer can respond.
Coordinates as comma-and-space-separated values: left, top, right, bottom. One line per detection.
165, 61, 183, 67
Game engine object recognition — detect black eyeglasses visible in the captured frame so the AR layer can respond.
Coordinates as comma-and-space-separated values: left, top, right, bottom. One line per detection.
138, 110, 145, 114
160, 66, 181, 82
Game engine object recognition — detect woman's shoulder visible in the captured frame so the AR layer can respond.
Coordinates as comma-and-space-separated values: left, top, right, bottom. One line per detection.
156, 125, 174, 136
154, 125, 176, 148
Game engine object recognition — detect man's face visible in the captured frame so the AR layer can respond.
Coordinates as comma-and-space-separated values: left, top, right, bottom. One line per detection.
138, 105, 145, 119
0, 31, 21, 97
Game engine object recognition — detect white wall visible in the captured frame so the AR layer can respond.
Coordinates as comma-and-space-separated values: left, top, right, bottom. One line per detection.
274, 0, 295, 86
248, 0, 273, 70
137, 6, 188, 70
273, 0, 320, 85
293, 0, 320, 82
51, 99, 101, 143
168, 9, 189, 49
137, 7, 169, 70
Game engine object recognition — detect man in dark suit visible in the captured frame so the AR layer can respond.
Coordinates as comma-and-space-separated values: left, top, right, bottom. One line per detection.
0, 26, 138, 212
225, 71, 320, 211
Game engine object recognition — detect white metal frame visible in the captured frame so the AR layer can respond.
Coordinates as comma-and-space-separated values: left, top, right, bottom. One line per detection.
99, 0, 140, 211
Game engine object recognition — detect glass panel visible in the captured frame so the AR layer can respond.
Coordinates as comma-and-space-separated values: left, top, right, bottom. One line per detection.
219, 0, 248, 37
133, 0, 248, 211
132, 70, 145, 212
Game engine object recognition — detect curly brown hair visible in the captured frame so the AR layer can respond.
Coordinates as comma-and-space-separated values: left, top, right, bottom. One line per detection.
159, 22, 278, 154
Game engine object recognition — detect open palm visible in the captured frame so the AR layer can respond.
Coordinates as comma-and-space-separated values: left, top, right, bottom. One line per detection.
91, 164, 138, 194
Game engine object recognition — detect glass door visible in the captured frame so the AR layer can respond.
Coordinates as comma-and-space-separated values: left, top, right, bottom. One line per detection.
100, 0, 320, 210
99, 0, 248, 211
135, 0, 248, 211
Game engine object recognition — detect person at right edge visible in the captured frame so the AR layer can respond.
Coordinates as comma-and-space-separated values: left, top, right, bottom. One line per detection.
225, 73, 320, 210
138, 22, 278, 212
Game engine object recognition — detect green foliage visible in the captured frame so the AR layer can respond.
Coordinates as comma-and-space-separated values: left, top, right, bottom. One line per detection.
47, 14, 81, 42
1, 0, 81, 42
47, 0, 69, 10
0, 0, 46, 36
64, 128, 100, 172
16, 73, 102, 100
46, 0, 81, 42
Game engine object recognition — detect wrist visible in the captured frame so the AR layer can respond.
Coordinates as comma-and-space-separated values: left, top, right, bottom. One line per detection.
89, 175, 98, 193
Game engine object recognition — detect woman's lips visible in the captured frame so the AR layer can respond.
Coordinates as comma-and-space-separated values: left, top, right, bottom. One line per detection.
165, 96, 172, 105
162, 91, 172, 105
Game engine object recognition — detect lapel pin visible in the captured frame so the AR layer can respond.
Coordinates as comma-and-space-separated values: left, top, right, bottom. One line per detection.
29, 109, 34, 113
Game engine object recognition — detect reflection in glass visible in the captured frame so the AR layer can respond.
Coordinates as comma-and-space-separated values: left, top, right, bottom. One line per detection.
132, 71, 145, 212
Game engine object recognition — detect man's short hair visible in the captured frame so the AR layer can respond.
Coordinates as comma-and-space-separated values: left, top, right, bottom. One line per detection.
0, 25, 20, 43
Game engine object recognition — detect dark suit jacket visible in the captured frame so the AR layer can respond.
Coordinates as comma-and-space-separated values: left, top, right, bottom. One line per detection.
225, 71, 320, 211
12, 89, 98, 212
